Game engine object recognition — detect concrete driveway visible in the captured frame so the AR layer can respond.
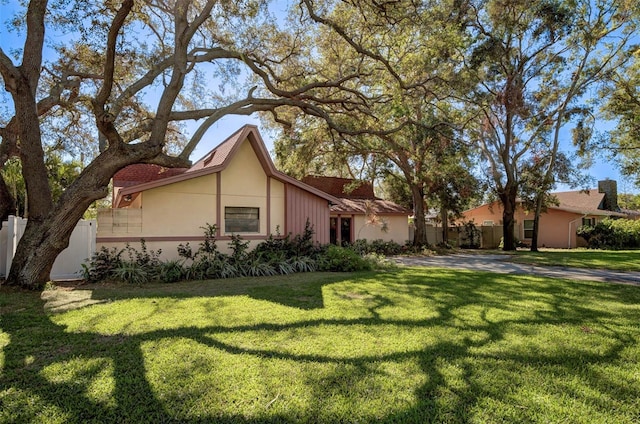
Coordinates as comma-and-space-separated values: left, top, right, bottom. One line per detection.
394, 253, 640, 286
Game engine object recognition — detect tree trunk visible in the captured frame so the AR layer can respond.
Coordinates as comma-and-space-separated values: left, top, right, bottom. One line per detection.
6, 179, 106, 289
441, 207, 448, 246
530, 193, 543, 252
411, 184, 428, 246
499, 183, 518, 251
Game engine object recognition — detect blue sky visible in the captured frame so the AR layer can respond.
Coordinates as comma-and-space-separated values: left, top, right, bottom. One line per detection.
190, 116, 633, 194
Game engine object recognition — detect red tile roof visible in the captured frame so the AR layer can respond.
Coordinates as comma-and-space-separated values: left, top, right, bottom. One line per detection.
113, 164, 188, 188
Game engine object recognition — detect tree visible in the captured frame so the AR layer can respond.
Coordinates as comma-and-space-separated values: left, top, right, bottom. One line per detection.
269, 0, 478, 246
465, 0, 636, 251
618, 193, 640, 210
0, 0, 393, 289
600, 45, 640, 187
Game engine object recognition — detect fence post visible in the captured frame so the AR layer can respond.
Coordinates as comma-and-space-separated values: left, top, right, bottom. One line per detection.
6, 215, 18, 274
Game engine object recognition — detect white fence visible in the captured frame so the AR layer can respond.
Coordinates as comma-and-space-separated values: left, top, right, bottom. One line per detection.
0, 216, 96, 281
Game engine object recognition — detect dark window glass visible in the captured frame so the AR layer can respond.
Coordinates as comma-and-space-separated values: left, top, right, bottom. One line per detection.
225, 207, 259, 233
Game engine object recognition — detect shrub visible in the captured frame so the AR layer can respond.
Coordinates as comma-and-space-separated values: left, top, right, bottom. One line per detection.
459, 221, 481, 249
112, 261, 149, 285
577, 218, 640, 249
158, 260, 185, 283
319, 245, 373, 272
349, 239, 403, 256
82, 246, 124, 283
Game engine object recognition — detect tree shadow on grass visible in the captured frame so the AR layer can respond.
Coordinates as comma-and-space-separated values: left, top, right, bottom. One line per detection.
1, 269, 639, 423
78, 271, 354, 311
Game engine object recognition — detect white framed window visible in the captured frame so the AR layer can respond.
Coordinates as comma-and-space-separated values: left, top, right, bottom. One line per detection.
582, 217, 596, 227
482, 220, 494, 226
225, 207, 259, 233
523, 219, 534, 239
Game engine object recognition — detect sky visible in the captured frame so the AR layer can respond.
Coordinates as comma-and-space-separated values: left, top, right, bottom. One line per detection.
1, 1, 637, 195
189, 115, 636, 194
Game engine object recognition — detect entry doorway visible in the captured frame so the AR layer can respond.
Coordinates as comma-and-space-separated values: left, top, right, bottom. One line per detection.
330, 216, 353, 245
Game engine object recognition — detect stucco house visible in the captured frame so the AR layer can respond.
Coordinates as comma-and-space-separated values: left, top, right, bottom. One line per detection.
98, 125, 339, 257
301, 176, 410, 245
461, 180, 628, 248
97, 125, 409, 258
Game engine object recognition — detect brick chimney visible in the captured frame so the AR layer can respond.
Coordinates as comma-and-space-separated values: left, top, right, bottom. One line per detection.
598, 179, 618, 211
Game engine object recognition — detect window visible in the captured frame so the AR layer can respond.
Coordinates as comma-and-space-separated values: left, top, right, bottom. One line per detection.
482, 220, 494, 226
225, 207, 259, 233
523, 219, 534, 239
582, 217, 596, 227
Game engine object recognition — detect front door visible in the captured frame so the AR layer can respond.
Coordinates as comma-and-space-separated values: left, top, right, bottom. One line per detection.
341, 217, 352, 245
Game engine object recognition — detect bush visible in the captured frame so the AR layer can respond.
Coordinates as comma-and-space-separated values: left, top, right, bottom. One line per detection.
112, 261, 149, 285
82, 246, 124, 283
158, 260, 185, 283
318, 245, 373, 272
577, 218, 640, 249
85, 223, 382, 284
349, 239, 404, 256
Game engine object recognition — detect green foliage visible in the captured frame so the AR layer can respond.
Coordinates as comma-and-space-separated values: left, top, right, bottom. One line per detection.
82, 246, 124, 283
85, 221, 397, 283
349, 239, 404, 256
158, 260, 185, 284
459, 221, 481, 249
228, 233, 250, 265
618, 193, 640, 211
319, 245, 373, 272
111, 261, 150, 285
577, 218, 640, 249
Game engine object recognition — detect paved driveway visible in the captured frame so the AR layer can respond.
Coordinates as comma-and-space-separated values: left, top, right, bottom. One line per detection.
394, 254, 640, 286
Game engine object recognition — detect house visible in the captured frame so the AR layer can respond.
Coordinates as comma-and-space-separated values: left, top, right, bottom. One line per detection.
97, 125, 339, 258
301, 176, 410, 245
461, 180, 628, 248
97, 125, 409, 259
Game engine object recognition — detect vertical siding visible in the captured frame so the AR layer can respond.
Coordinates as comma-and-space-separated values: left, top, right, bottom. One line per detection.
285, 184, 330, 244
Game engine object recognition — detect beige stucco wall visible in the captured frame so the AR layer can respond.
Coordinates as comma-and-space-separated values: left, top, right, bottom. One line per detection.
354, 214, 409, 243
99, 238, 267, 262
220, 141, 270, 235
98, 137, 293, 257
462, 202, 598, 248
140, 173, 217, 236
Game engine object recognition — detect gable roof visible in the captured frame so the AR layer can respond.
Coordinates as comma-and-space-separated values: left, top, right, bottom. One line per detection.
302, 175, 409, 215
114, 125, 339, 207
550, 189, 626, 217
464, 188, 627, 217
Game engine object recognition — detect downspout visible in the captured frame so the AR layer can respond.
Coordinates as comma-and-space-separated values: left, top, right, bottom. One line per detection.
568, 214, 587, 248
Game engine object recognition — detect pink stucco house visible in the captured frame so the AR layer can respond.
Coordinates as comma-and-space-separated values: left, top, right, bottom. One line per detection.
461, 180, 628, 248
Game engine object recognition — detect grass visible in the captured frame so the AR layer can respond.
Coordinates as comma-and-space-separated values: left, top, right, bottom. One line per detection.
505, 248, 640, 272
1, 269, 640, 423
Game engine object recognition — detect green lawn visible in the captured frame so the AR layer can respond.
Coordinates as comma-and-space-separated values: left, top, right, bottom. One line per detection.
506, 249, 640, 272
1, 269, 639, 423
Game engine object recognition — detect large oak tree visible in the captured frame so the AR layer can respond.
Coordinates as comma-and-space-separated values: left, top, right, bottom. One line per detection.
0, 0, 385, 289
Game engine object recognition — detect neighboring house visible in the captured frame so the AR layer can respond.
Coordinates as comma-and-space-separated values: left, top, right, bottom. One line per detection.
301, 176, 410, 245
461, 180, 628, 248
97, 125, 339, 258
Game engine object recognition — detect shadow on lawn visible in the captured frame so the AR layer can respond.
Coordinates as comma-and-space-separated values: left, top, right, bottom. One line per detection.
1, 270, 639, 423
